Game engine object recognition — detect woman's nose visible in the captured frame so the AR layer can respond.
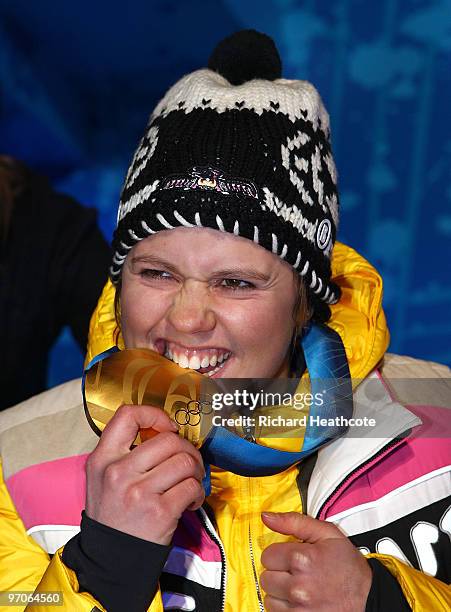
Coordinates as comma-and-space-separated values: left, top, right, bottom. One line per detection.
166, 279, 216, 334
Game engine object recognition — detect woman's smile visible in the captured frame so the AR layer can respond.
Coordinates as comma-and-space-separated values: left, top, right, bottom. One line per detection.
154, 337, 233, 376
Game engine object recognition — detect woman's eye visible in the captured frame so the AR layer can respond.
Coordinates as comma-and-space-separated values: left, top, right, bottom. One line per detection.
219, 278, 254, 290
140, 269, 172, 280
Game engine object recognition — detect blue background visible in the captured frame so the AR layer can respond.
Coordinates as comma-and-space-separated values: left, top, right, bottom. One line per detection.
0, 0, 450, 387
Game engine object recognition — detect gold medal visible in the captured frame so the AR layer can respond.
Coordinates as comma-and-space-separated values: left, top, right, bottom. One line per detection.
83, 348, 217, 448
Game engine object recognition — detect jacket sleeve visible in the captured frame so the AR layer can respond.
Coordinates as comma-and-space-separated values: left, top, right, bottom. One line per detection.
0, 460, 49, 593
61, 512, 171, 612
366, 553, 451, 611
365, 558, 410, 611
29, 549, 164, 612
0, 460, 165, 612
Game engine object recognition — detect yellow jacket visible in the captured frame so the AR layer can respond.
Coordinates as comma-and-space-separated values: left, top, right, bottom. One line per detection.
0, 243, 450, 611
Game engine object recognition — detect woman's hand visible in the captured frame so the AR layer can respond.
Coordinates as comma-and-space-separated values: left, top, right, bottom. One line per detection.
85, 404, 206, 545
261, 512, 372, 611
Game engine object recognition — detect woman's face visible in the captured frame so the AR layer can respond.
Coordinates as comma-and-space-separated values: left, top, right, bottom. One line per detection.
120, 227, 300, 379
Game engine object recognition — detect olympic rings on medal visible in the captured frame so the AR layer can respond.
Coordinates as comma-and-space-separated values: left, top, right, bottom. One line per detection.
174, 398, 213, 426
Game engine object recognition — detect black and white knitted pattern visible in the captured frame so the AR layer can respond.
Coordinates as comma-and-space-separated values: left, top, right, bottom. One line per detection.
111, 34, 341, 305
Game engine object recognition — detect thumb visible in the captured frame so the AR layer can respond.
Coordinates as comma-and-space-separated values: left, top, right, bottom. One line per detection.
261, 512, 344, 543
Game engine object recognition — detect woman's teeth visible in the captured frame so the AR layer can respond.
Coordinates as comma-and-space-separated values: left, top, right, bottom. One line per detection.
205, 359, 229, 377
164, 348, 231, 376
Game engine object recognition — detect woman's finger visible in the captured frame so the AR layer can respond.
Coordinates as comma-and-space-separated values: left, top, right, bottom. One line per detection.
261, 542, 311, 573
261, 570, 308, 606
264, 594, 300, 611
96, 404, 178, 457
121, 430, 203, 474
261, 570, 292, 601
162, 477, 205, 515
140, 451, 205, 493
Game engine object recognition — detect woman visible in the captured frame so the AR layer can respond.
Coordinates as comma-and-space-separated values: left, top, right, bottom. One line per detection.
0, 30, 450, 612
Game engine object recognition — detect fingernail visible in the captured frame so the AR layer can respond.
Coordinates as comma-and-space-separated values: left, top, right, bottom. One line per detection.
262, 512, 280, 520
171, 419, 180, 431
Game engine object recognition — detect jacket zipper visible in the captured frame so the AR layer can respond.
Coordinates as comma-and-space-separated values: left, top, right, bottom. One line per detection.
198, 507, 227, 612
316, 435, 408, 519
248, 525, 265, 612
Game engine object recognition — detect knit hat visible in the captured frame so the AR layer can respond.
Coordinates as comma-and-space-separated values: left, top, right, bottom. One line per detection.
111, 30, 341, 306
